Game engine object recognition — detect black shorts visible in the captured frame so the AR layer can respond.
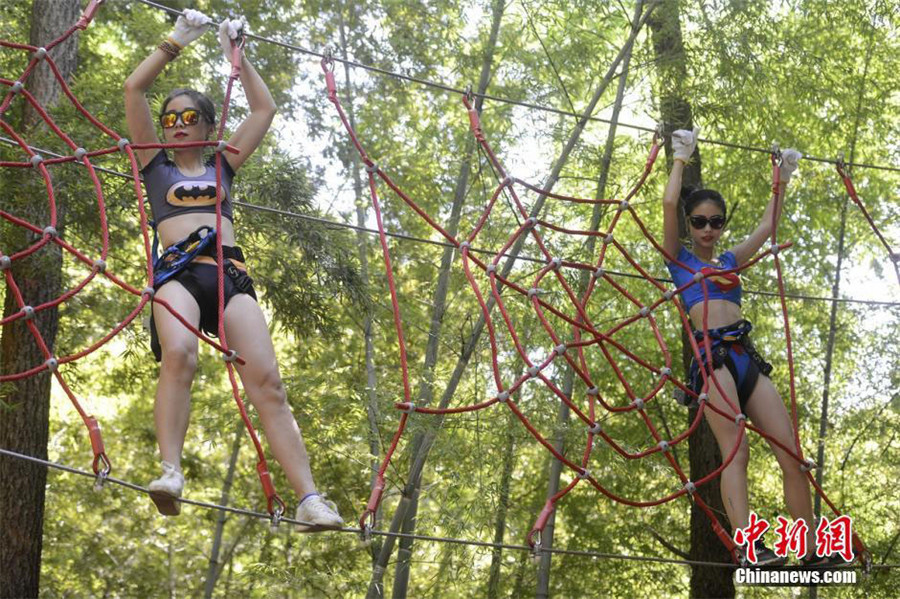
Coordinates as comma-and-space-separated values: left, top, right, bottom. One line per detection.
149, 259, 257, 362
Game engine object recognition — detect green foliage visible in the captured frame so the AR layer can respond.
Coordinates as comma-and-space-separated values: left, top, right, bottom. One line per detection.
1, 0, 898, 597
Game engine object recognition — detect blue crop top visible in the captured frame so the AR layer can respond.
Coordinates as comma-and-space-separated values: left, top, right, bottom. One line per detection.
665, 246, 742, 310
141, 150, 235, 225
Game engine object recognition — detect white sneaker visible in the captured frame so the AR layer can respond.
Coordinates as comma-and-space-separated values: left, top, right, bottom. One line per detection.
148, 461, 184, 516
295, 494, 343, 531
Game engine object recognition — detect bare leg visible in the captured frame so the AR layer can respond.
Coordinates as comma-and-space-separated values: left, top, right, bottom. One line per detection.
153, 281, 201, 471
703, 367, 751, 531
745, 375, 816, 549
223, 293, 316, 498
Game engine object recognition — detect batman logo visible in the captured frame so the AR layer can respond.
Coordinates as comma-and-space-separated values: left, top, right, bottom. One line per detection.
166, 181, 219, 207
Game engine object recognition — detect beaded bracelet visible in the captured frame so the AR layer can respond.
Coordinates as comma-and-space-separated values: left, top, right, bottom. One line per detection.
157, 38, 181, 60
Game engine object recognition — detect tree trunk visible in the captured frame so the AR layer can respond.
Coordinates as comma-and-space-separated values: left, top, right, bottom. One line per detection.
336, 3, 385, 561
367, 4, 658, 597
486, 409, 518, 598
647, 2, 733, 598
810, 16, 875, 599
0, 2, 79, 597
203, 423, 244, 599
535, 2, 645, 596
366, 2, 506, 597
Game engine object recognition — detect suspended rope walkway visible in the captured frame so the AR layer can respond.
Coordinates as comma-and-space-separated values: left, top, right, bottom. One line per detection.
0, 0, 897, 577
3, 446, 896, 571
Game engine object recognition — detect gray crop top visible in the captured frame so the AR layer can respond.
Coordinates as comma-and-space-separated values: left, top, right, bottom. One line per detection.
141, 150, 235, 225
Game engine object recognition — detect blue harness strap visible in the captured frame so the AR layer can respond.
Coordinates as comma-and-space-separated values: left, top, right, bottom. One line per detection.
152, 225, 216, 287
688, 320, 773, 413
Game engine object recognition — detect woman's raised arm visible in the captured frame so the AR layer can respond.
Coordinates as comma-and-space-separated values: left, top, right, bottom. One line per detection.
218, 19, 276, 172
123, 9, 211, 168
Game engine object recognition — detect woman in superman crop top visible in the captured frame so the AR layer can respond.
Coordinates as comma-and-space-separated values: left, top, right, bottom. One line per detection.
123, 8, 343, 529
661, 129, 829, 566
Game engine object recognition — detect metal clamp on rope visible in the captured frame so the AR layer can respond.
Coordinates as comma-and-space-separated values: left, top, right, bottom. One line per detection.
399, 402, 416, 414
496, 390, 510, 403
463, 83, 473, 104
639, 306, 651, 317
683, 480, 697, 495
589, 421, 602, 435
617, 200, 629, 212
692, 270, 705, 282
527, 287, 541, 299
659, 367, 672, 378
800, 458, 817, 473
486, 264, 497, 274
658, 440, 670, 453
527, 365, 540, 378
141, 286, 155, 300
771, 143, 782, 165
593, 267, 605, 279
458, 241, 471, 252
33, 47, 47, 61
364, 161, 379, 174
45, 357, 59, 372
0, 255, 10, 270
530, 540, 543, 563
632, 398, 645, 410
223, 350, 239, 363
663, 289, 676, 300
270, 505, 284, 530
92, 258, 107, 273
734, 413, 747, 425
586, 386, 599, 396
74, 147, 87, 162
93, 464, 110, 492
603, 233, 614, 245
215, 140, 228, 153
524, 217, 538, 229
697, 392, 709, 404
549, 257, 562, 270
43, 225, 57, 238
770, 243, 780, 256
577, 468, 591, 480
553, 343, 567, 356
10, 81, 23, 94
31, 154, 44, 168
21, 306, 35, 321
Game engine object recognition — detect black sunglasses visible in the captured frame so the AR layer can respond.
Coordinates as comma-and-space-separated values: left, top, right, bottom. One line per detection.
689, 215, 726, 230
159, 108, 201, 129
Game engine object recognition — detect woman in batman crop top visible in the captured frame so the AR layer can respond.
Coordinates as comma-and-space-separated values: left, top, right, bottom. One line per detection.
123, 8, 343, 528
660, 129, 829, 566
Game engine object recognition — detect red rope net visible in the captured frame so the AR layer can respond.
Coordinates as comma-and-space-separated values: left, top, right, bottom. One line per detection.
0, 1, 285, 518
320, 59, 884, 565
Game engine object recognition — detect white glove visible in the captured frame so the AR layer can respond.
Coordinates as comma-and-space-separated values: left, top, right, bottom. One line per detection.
169, 9, 211, 48
779, 148, 802, 182
219, 18, 246, 62
671, 127, 700, 163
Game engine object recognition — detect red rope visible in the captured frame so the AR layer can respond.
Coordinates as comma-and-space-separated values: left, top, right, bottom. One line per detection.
0, 6, 284, 516
836, 161, 900, 287
322, 59, 874, 565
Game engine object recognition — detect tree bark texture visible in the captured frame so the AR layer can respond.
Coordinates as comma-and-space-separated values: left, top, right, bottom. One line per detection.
648, 2, 732, 597
0, 1, 79, 597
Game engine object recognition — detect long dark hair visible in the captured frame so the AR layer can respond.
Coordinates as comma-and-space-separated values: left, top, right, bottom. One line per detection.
160, 88, 217, 128
680, 185, 726, 218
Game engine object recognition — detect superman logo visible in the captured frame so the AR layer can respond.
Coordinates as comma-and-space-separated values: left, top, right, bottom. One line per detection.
166, 181, 219, 207
700, 266, 740, 291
